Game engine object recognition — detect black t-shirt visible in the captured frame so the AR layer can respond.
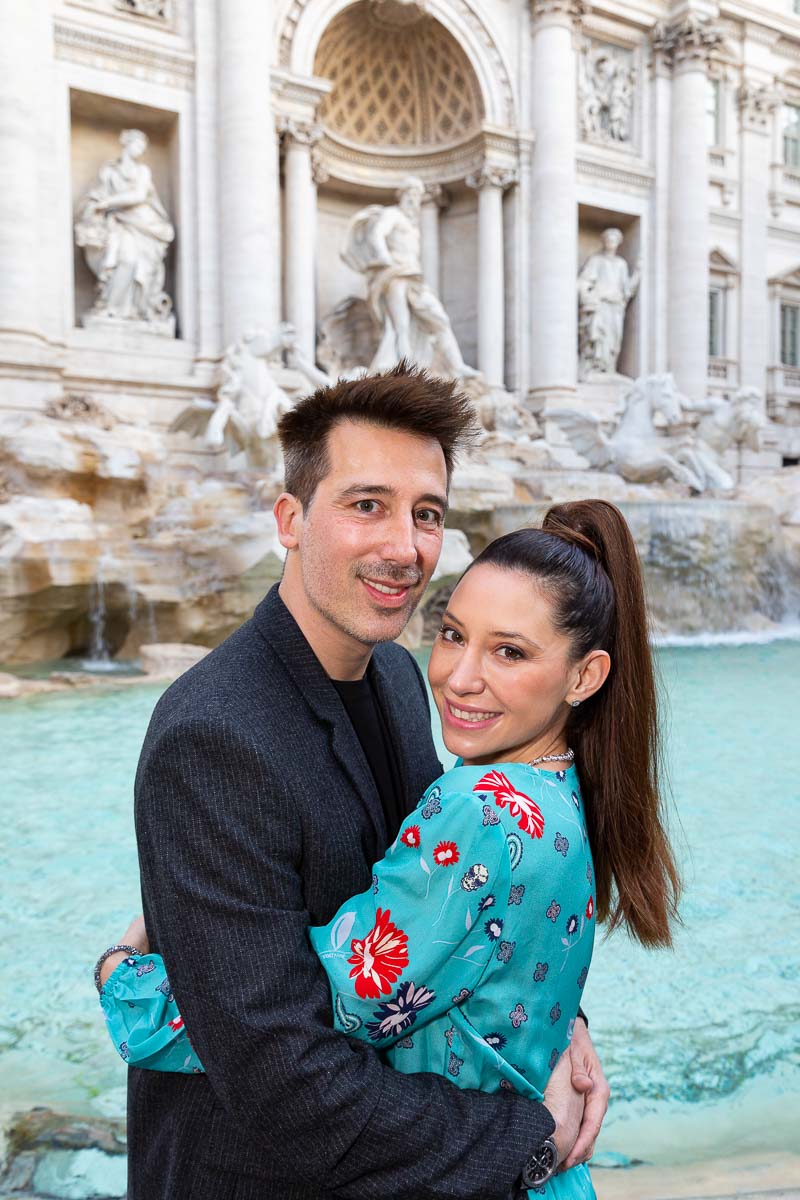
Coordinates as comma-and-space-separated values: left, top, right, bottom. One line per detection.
332, 670, 407, 841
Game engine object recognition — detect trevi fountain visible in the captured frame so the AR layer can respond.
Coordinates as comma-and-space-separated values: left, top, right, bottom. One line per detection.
1, 1, 799, 1195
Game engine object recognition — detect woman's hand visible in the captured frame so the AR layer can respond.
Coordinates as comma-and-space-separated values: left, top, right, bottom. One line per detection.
561, 1018, 611, 1168
542, 1049, 585, 1166
98, 914, 150, 988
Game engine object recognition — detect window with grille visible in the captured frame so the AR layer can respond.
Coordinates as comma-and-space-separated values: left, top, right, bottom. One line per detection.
783, 104, 800, 166
780, 302, 800, 365
708, 288, 725, 358
706, 79, 721, 146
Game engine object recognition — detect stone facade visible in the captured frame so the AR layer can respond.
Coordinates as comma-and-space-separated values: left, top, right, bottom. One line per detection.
2, 0, 800, 447
2, 0, 800, 660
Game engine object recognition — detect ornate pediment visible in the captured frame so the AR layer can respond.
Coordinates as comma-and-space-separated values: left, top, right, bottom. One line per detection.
709, 247, 739, 282
769, 264, 800, 291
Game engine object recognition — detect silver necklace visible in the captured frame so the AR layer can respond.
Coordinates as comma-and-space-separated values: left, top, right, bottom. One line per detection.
528, 748, 575, 767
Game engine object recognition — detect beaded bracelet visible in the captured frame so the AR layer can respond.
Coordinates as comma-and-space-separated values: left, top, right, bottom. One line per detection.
93, 944, 141, 993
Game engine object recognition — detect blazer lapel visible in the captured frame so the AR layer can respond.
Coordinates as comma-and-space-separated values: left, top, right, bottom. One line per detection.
253, 587, 386, 846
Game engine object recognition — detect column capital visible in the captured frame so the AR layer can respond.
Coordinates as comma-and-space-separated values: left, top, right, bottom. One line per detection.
738, 82, 781, 134
530, 0, 585, 28
652, 14, 723, 70
465, 163, 518, 191
278, 115, 323, 148
421, 182, 450, 209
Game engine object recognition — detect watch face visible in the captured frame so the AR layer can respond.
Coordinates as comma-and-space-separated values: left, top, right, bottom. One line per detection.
522, 1139, 558, 1187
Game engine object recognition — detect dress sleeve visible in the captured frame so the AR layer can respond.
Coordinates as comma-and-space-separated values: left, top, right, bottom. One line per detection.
309, 781, 510, 1047
99, 953, 204, 1074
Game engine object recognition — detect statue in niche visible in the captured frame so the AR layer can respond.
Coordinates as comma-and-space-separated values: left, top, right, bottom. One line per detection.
579, 42, 636, 145
340, 176, 480, 381
577, 228, 640, 378
74, 129, 175, 335
170, 325, 331, 471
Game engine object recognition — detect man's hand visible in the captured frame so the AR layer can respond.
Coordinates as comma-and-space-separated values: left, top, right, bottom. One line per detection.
562, 1018, 610, 1169
542, 1049, 584, 1165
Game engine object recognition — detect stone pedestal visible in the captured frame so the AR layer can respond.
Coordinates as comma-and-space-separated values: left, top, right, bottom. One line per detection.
529, 0, 582, 408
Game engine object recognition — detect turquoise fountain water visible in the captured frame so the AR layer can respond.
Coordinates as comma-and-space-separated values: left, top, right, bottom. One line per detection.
1, 639, 799, 1163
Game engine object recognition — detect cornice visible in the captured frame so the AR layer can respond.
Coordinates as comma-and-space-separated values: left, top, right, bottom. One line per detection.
576, 149, 654, 191
54, 19, 194, 86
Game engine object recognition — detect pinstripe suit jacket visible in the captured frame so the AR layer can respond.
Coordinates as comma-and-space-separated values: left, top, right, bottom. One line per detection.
127, 585, 554, 1199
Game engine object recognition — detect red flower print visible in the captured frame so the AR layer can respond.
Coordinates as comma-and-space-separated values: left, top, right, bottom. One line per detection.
433, 840, 459, 866
168, 1015, 184, 1033
348, 908, 409, 1000
400, 824, 421, 848
586, 895, 594, 920
474, 771, 545, 839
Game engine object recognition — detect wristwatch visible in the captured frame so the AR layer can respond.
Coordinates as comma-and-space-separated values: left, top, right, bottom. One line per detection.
516, 1136, 560, 1192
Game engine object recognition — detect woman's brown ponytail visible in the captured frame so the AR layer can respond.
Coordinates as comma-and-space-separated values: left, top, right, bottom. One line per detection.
470, 499, 681, 947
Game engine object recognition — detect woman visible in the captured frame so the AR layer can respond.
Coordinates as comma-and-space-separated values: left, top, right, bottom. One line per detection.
97, 500, 680, 1196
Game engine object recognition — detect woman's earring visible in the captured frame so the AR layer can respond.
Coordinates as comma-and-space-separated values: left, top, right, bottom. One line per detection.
570, 699, 581, 708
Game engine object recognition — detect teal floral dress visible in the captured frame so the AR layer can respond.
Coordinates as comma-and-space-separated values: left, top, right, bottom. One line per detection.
101, 762, 597, 1199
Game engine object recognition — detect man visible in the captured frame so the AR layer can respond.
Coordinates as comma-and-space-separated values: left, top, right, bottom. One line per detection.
125, 363, 609, 1198
342, 176, 478, 379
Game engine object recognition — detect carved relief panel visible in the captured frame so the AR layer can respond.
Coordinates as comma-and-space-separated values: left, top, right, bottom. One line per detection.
578, 39, 636, 149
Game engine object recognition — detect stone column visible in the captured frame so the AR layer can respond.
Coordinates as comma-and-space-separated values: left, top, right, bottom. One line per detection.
218, 0, 280, 346
654, 15, 722, 402
0, 0, 50, 343
419, 184, 445, 294
528, 0, 583, 408
738, 83, 779, 392
280, 118, 322, 365
466, 165, 517, 387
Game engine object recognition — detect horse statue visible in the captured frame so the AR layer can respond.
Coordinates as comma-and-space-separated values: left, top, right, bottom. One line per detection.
673, 387, 765, 490
171, 325, 330, 470
550, 373, 705, 490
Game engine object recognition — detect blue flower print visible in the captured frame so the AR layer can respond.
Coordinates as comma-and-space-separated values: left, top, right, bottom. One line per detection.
555, 770, 566, 782
452, 987, 473, 1005
365, 980, 435, 1041
421, 787, 442, 819
461, 863, 489, 891
481, 804, 500, 827
485, 1031, 507, 1051
533, 962, 549, 983
485, 917, 504, 941
477, 893, 496, 912
550, 1002, 561, 1024
565, 914, 579, 936
554, 832, 569, 857
500, 1079, 515, 1091
496, 940, 516, 964
586, 862, 593, 883
136, 959, 156, 978
448, 1051, 464, 1077
546, 900, 561, 922
571, 791, 580, 809
508, 884, 526, 905
549, 1048, 559, 1070
577, 965, 589, 989
156, 977, 174, 1003
119, 1040, 129, 1062
396, 1036, 414, 1049
372, 873, 379, 895
444, 1026, 455, 1046
509, 1003, 528, 1029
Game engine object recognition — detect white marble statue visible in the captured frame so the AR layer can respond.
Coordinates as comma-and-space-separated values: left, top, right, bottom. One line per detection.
577, 229, 640, 378
673, 387, 766, 491
551, 373, 708, 491
341, 176, 479, 381
74, 129, 175, 334
171, 325, 329, 470
579, 43, 636, 146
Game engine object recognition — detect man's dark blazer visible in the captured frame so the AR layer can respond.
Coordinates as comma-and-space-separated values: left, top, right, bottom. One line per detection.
128, 585, 554, 1199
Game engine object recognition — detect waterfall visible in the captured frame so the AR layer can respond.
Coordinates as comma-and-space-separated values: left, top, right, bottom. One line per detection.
82, 551, 117, 671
